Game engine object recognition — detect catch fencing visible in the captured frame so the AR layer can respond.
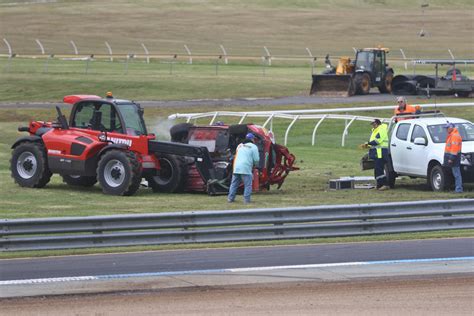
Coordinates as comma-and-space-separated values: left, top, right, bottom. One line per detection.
1, 199, 473, 252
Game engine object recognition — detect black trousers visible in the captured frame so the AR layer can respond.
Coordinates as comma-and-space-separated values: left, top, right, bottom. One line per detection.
374, 156, 387, 188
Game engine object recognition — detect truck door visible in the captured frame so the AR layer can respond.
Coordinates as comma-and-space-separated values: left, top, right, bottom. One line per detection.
406, 124, 430, 175
373, 50, 383, 84
390, 122, 412, 173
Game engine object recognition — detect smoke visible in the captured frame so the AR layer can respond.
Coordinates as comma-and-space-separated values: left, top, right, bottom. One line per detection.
148, 117, 176, 141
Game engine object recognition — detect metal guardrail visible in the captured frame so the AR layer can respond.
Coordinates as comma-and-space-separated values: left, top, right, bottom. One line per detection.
1, 199, 473, 252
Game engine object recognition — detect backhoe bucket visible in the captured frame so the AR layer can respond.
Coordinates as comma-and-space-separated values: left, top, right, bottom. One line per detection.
310, 75, 354, 97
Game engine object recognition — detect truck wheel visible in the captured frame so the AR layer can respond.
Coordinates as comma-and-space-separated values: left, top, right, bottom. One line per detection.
97, 150, 141, 196
147, 154, 187, 193
11, 142, 52, 188
354, 73, 371, 95
378, 71, 393, 94
384, 164, 396, 189
170, 123, 193, 143
428, 165, 452, 192
62, 175, 97, 187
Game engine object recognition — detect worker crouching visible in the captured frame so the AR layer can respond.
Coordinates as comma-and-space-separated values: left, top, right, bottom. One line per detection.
361, 119, 390, 191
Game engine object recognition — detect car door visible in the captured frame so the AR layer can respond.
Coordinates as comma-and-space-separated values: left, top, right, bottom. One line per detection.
390, 122, 412, 173
406, 124, 430, 175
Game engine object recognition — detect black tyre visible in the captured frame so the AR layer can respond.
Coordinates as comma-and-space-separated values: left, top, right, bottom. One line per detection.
62, 174, 97, 187
170, 123, 193, 143
10, 142, 52, 188
384, 164, 397, 189
378, 71, 393, 94
428, 164, 452, 192
354, 73, 371, 95
147, 154, 187, 193
97, 150, 142, 196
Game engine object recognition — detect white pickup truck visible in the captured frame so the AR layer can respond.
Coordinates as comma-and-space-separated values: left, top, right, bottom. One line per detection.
363, 114, 474, 191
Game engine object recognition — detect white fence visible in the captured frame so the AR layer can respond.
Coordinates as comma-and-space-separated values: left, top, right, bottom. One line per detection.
168, 102, 474, 146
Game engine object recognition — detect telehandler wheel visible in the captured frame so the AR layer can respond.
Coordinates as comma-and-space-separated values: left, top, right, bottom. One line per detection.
355, 73, 371, 95
10, 142, 52, 188
62, 175, 97, 187
147, 154, 187, 193
428, 164, 453, 192
379, 71, 393, 94
97, 150, 141, 196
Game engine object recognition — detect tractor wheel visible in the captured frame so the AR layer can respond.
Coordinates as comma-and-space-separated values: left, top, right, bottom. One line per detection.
354, 73, 371, 95
97, 150, 141, 196
62, 175, 97, 187
428, 164, 452, 192
10, 142, 52, 188
147, 154, 187, 193
378, 71, 393, 94
170, 123, 193, 143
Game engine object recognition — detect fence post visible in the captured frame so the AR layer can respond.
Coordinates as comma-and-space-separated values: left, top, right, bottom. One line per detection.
43, 54, 54, 73
400, 48, 408, 70
125, 54, 135, 74
105, 41, 113, 62
35, 39, 45, 55
312, 115, 327, 146
306, 47, 316, 74
184, 45, 192, 64
85, 54, 93, 74
448, 49, 455, 60
341, 116, 357, 147
284, 116, 299, 146
70, 40, 79, 55
263, 46, 272, 66
220, 45, 228, 64
141, 43, 150, 64
3, 38, 13, 57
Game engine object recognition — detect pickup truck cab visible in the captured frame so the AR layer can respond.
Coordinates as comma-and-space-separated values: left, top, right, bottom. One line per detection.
365, 114, 474, 191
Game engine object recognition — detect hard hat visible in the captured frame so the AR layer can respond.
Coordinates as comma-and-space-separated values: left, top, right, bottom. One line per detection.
246, 133, 255, 140
444, 122, 455, 129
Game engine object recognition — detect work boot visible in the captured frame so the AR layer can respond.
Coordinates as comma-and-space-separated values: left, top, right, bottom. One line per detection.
378, 185, 390, 191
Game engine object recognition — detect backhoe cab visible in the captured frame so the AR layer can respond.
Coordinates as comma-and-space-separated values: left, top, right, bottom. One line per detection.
311, 48, 394, 97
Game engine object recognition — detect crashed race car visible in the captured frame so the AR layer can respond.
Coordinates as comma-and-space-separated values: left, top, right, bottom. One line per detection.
149, 122, 299, 194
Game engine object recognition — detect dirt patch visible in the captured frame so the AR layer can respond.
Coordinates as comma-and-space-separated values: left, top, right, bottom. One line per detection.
2, 274, 473, 315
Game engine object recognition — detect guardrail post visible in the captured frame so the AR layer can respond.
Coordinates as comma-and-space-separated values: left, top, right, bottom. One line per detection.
262, 114, 275, 129
220, 45, 228, 64
263, 46, 272, 66
284, 116, 299, 146
306, 48, 316, 74
43, 54, 54, 73
3, 38, 13, 57
184, 45, 192, 64
141, 43, 150, 64
238, 113, 248, 124
341, 116, 357, 147
125, 54, 135, 74
209, 112, 219, 125
312, 115, 327, 146
35, 39, 45, 55
400, 48, 408, 70
448, 49, 455, 60
70, 40, 79, 55
105, 41, 113, 62
85, 54, 93, 74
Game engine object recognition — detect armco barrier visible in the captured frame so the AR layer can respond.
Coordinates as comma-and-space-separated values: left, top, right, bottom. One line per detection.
1, 199, 473, 251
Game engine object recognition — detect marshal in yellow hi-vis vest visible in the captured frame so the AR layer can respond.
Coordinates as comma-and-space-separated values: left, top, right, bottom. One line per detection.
368, 123, 389, 159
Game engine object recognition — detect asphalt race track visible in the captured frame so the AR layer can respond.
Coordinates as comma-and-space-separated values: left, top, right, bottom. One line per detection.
1, 238, 472, 281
